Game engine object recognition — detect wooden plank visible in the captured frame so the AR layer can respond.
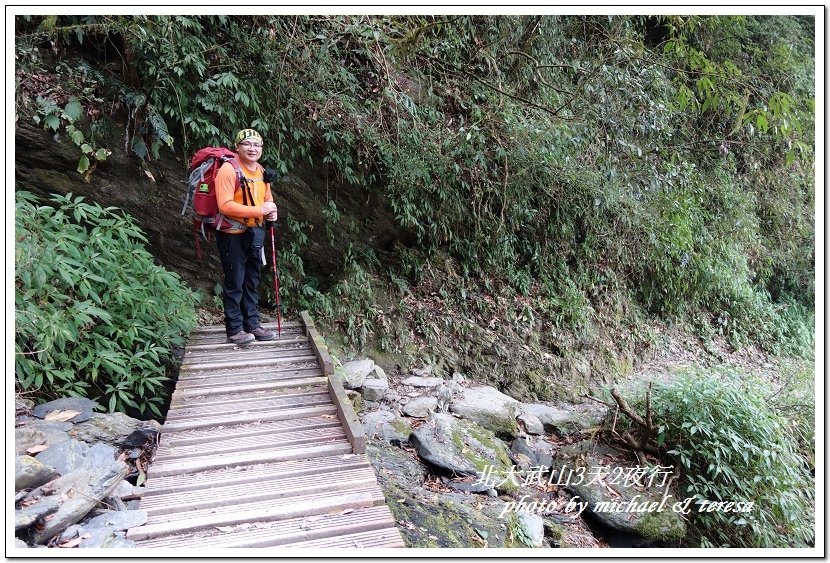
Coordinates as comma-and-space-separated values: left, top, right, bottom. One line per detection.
160, 404, 338, 433
183, 346, 313, 364
189, 321, 303, 334
164, 390, 332, 420
146, 441, 354, 478
173, 366, 323, 386
157, 415, 342, 448
277, 527, 406, 548
133, 506, 399, 548
126, 487, 384, 541
326, 368, 367, 455
170, 377, 328, 401
140, 466, 379, 515
141, 454, 371, 497
154, 426, 346, 461
183, 335, 309, 352
179, 353, 318, 372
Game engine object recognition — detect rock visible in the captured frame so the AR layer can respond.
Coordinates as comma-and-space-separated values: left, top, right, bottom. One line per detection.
120, 427, 160, 449
32, 397, 97, 423
361, 411, 411, 445
110, 480, 141, 500
71, 412, 161, 446
105, 537, 136, 548
360, 378, 389, 402
409, 413, 513, 482
368, 365, 387, 380
452, 371, 465, 382
15, 455, 58, 491
345, 390, 364, 413
340, 359, 375, 389
554, 440, 686, 543
79, 527, 117, 548
450, 386, 520, 438
520, 403, 585, 435
84, 443, 119, 470
25, 460, 130, 545
402, 397, 438, 418
15, 511, 39, 531
15, 423, 71, 455
402, 376, 445, 388
517, 412, 545, 435
83, 509, 148, 531
445, 480, 495, 495
410, 365, 434, 377
517, 512, 545, 547
15, 539, 28, 548
34, 439, 90, 476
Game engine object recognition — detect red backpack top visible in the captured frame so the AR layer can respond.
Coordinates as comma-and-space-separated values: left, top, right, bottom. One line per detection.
181, 147, 246, 258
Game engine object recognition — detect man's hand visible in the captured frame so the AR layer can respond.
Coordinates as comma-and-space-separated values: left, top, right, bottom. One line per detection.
261, 201, 277, 217
265, 210, 278, 222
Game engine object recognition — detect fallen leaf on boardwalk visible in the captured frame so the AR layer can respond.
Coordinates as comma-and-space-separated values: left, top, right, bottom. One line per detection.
45, 410, 81, 422
215, 526, 235, 532
321, 414, 337, 419
340, 508, 354, 515
27, 444, 49, 454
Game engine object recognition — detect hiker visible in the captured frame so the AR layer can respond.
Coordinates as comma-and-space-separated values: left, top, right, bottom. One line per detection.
215, 128, 278, 345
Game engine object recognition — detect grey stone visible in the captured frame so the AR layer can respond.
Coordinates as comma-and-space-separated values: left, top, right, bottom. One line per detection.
15, 511, 39, 531
105, 537, 136, 548
517, 412, 545, 435
32, 397, 98, 423
554, 440, 686, 542
368, 365, 387, 380
517, 512, 545, 547
26, 460, 130, 545
70, 412, 161, 446
402, 376, 444, 388
445, 480, 495, 494
340, 359, 375, 389
83, 509, 148, 532
410, 365, 434, 377
409, 413, 512, 479
15, 455, 58, 491
84, 443, 119, 470
60, 524, 83, 542
110, 480, 140, 500
35, 439, 90, 476
450, 386, 520, 438
520, 403, 585, 435
452, 371, 466, 382
360, 378, 389, 402
402, 396, 438, 418
361, 411, 411, 445
79, 527, 116, 548
15, 539, 28, 548
15, 424, 71, 455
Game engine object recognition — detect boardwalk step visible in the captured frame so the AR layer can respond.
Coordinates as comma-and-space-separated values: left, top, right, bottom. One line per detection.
183, 335, 310, 352
179, 354, 318, 372
147, 440, 353, 478
140, 466, 379, 515
164, 389, 332, 420
157, 415, 343, 448
141, 454, 371, 497
126, 486, 385, 541
278, 527, 406, 548
154, 426, 346, 461
184, 346, 313, 364
133, 506, 399, 548
189, 321, 302, 335
175, 365, 322, 383
160, 404, 338, 433
170, 377, 328, 402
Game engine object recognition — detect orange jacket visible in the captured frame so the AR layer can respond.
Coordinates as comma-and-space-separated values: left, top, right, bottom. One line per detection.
215, 158, 274, 232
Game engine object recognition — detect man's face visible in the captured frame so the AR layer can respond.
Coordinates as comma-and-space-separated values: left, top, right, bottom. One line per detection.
236, 139, 263, 164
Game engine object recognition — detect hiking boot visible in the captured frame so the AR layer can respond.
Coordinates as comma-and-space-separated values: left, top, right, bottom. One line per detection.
249, 326, 276, 341
227, 331, 255, 345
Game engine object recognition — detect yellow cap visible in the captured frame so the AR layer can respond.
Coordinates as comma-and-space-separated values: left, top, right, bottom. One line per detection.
235, 128, 263, 145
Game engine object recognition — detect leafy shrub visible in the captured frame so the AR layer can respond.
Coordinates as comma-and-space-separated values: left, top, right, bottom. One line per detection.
649, 369, 814, 547
15, 192, 198, 417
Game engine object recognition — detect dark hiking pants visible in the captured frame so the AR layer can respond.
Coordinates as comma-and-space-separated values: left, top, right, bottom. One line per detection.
216, 227, 265, 336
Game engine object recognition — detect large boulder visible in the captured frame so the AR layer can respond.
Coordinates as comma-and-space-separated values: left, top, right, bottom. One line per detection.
70, 412, 160, 446
553, 440, 686, 544
409, 413, 513, 486
15, 455, 57, 491
450, 386, 520, 438
339, 359, 375, 389
520, 403, 585, 435
360, 411, 411, 446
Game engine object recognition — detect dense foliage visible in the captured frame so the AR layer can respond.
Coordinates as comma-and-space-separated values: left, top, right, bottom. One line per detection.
646, 369, 814, 548
15, 192, 198, 416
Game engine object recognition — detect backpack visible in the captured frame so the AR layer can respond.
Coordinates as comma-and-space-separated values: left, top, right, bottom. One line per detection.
181, 147, 247, 258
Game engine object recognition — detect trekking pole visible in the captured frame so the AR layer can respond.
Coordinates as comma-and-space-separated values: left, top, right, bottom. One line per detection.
268, 220, 282, 339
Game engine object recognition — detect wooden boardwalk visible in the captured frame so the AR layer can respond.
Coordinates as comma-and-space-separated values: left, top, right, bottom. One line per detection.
126, 314, 404, 548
